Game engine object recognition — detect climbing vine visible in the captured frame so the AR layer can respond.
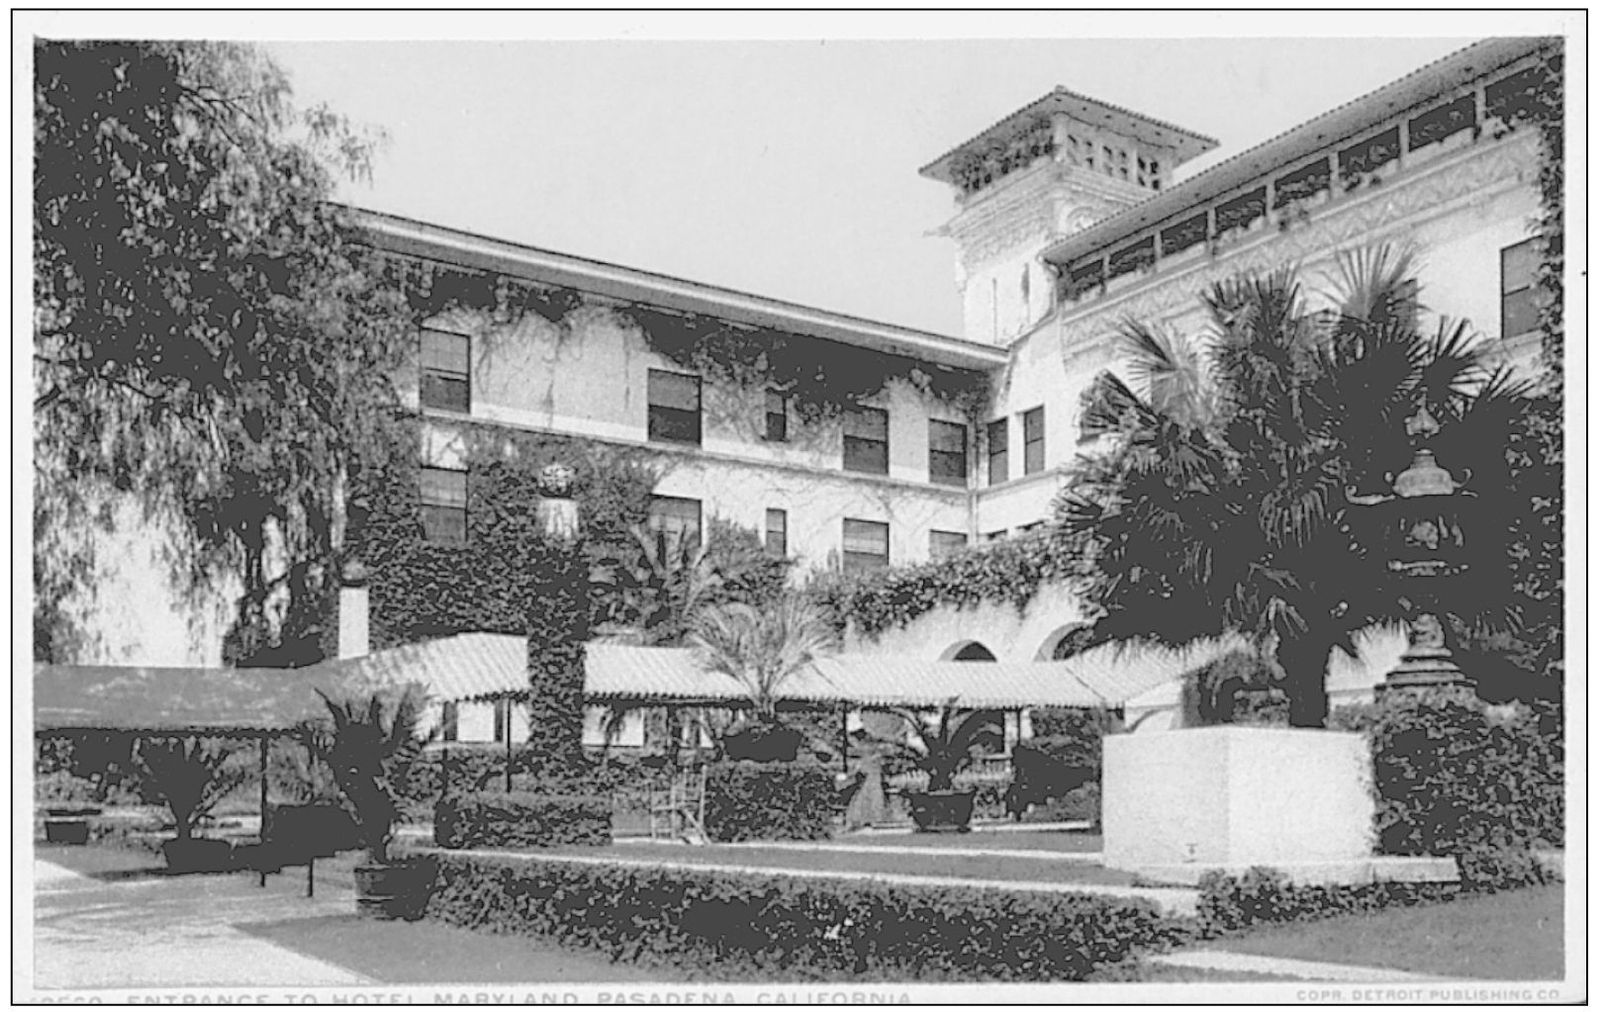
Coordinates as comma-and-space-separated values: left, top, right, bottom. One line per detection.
620, 305, 993, 424
807, 528, 1092, 640
348, 419, 662, 651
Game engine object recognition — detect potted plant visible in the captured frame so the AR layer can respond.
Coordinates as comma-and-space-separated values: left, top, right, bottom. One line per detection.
875, 697, 1001, 833
687, 595, 837, 763
37, 770, 103, 844
317, 685, 431, 919
133, 735, 250, 871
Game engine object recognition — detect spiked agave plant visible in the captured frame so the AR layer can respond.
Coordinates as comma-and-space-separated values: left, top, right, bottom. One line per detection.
315, 685, 428, 864
877, 697, 1001, 793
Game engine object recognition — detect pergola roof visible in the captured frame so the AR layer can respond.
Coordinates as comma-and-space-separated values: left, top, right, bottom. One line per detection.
31, 661, 409, 734
321, 632, 1236, 710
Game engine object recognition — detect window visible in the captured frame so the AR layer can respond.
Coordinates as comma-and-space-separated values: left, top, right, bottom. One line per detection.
441, 701, 459, 743
985, 530, 1008, 543
986, 418, 1009, 486
420, 465, 468, 544
1023, 407, 1045, 475
1501, 238, 1543, 340
647, 495, 701, 564
842, 519, 890, 573
647, 369, 701, 446
493, 698, 507, 744
765, 508, 788, 558
764, 390, 788, 442
420, 329, 470, 413
843, 405, 889, 475
929, 530, 968, 561
928, 420, 968, 487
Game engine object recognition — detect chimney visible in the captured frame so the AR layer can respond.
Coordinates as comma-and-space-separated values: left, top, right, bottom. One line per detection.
338, 559, 370, 660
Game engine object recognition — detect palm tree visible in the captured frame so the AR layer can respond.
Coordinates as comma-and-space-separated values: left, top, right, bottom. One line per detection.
1058, 245, 1535, 727
687, 593, 838, 760
316, 686, 429, 864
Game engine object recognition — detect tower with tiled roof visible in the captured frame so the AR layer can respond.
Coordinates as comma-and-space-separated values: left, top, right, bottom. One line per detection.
919, 87, 1217, 346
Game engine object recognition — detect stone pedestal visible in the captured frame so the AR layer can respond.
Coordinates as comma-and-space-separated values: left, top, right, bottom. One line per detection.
1102, 727, 1425, 885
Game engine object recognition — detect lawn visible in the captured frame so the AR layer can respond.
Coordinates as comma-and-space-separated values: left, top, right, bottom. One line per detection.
577, 840, 1141, 887
825, 829, 1102, 854
1207, 885, 1565, 981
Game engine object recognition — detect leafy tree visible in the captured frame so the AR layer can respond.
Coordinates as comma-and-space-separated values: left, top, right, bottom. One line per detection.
33, 40, 413, 664
1058, 247, 1537, 727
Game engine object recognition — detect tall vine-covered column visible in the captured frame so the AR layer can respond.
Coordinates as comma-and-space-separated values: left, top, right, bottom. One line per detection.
526, 463, 590, 784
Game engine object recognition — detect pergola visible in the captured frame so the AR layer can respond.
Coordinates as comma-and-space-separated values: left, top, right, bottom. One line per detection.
32, 661, 417, 891
313, 632, 1239, 768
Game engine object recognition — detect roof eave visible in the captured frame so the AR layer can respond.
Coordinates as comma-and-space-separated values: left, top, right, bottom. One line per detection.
353, 209, 1007, 372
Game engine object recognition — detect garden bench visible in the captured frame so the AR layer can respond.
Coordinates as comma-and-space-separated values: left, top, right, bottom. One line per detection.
239, 803, 360, 896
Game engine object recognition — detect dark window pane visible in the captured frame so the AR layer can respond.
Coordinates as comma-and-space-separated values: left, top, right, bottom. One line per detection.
839, 519, 891, 558
421, 329, 470, 372
1503, 288, 1543, 340
843, 406, 888, 440
421, 504, 467, 545
987, 419, 1009, 486
929, 420, 967, 487
844, 437, 888, 475
421, 373, 470, 413
648, 406, 702, 445
1023, 407, 1045, 475
1501, 238, 1542, 294
1501, 238, 1544, 340
765, 392, 788, 442
647, 370, 701, 411
764, 508, 787, 557
930, 530, 968, 561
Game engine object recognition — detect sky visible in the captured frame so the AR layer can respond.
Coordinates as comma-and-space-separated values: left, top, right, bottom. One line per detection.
244, 17, 1542, 337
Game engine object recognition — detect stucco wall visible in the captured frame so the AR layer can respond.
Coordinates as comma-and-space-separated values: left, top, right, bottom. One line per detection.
843, 581, 1094, 664
1103, 727, 1374, 870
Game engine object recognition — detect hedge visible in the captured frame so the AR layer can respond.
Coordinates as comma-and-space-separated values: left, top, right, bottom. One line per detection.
1195, 867, 1460, 937
421, 852, 1172, 982
703, 762, 842, 842
1333, 692, 1564, 889
434, 791, 611, 849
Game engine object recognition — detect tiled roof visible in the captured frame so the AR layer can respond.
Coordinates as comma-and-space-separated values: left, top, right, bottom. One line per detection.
320, 632, 1239, 711
919, 86, 1219, 184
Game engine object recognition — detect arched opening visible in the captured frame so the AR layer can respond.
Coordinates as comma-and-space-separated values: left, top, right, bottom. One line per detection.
1037, 624, 1097, 662
948, 641, 998, 662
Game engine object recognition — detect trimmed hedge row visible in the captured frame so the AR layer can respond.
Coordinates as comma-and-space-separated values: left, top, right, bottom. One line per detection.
435, 792, 611, 849
421, 852, 1172, 982
1195, 867, 1459, 936
703, 762, 842, 843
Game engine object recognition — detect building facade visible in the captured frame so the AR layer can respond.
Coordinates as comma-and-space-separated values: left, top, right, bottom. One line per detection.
53, 38, 1559, 735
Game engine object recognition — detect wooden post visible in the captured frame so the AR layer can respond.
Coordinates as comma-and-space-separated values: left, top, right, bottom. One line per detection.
258, 734, 269, 888
439, 743, 451, 805
504, 697, 514, 794
840, 703, 850, 776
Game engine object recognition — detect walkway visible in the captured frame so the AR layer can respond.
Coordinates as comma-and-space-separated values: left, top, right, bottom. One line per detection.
1145, 950, 1454, 983
33, 857, 372, 989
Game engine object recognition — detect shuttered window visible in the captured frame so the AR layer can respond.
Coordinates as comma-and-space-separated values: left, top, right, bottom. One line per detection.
986, 418, 1009, 486
1501, 238, 1543, 341
842, 519, 889, 573
1023, 407, 1046, 475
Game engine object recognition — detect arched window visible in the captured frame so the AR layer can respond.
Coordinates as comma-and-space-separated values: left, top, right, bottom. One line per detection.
943, 641, 998, 662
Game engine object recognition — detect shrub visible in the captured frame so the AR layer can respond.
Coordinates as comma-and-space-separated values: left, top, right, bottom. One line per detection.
1018, 782, 1101, 826
1196, 867, 1459, 936
1333, 692, 1564, 888
421, 852, 1170, 982
703, 761, 841, 842
435, 791, 611, 849
1007, 735, 1099, 816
